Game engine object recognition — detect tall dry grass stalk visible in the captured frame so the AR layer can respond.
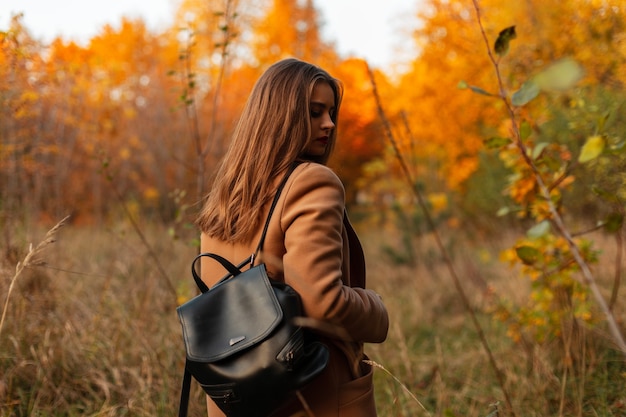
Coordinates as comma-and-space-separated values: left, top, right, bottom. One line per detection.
1, 220, 198, 416
0, 215, 69, 340
365, 65, 517, 416
364, 359, 432, 416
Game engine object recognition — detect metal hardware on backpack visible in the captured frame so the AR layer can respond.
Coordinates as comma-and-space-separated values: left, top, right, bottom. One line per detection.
176, 163, 329, 417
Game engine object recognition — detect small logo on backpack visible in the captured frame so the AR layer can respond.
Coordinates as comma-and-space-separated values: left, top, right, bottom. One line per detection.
229, 336, 246, 346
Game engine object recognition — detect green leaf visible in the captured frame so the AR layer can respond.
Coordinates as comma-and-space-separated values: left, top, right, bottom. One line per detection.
470, 85, 495, 96
611, 140, 626, 153
579, 135, 605, 163
512, 59, 584, 107
494, 26, 517, 57
592, 186, 621, 204
532, 142, 549, 160
497, 207, 511, 216
459, 80, 496, 96
516, 245, 541, 265
603, 212, 624, 233
534, 58, 584, 91
527, 220, 551, 239
444, 409, 458, 417
483, 136, 512, 149
597, 111, 611, 133
512, 80, 540, 106
520, 121, 532, 140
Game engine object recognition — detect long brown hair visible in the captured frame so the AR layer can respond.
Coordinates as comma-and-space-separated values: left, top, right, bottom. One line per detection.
196, 58, 343, 243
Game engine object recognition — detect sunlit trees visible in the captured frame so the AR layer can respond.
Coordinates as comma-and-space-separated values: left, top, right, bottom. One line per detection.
0, 16, 54, 221
251, 0, 333, 66
328, 58, 386, 204
4, 0, 623, 225
375, 0, 625, 193
1, 1, 365, 223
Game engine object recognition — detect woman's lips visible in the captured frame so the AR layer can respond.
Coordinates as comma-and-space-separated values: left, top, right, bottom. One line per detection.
317, 136, 328, 144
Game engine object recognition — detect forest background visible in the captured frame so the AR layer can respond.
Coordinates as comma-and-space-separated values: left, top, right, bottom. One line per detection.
1, 0, 626, 416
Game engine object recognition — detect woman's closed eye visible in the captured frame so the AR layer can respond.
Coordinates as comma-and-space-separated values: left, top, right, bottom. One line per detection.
310, 108, 336, 119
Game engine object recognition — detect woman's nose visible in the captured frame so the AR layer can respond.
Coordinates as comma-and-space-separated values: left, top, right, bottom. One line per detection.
322, 115, 335, 130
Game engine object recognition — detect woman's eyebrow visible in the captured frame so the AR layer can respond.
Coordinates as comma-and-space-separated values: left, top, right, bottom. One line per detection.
310, 101, 335, 109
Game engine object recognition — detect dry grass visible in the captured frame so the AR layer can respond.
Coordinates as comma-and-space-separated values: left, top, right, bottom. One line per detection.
0, 219, 624, 416
359, 224, 626, 417
0, 220, 203, 416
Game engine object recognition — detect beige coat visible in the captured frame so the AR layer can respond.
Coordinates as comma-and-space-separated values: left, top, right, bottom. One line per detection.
200, 162, 389, 417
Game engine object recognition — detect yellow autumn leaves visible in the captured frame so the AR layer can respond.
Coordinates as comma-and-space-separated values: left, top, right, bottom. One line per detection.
578, 134, 605, 163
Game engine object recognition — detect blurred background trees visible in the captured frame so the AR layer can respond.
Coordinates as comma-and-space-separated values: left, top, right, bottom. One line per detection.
1, 0, 624, 229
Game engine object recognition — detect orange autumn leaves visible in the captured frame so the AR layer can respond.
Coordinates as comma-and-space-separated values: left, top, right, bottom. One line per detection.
0, 1, 385, 222
2, 0, 626, 223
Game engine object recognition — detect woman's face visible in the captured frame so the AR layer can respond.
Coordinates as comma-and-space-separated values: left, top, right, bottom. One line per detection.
304, 81, 336, 157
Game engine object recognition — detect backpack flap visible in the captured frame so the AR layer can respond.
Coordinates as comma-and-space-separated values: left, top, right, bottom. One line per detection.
177, 264, 283, 362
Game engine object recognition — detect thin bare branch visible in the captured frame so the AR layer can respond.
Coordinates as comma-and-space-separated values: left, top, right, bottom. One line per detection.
609, 228, 623, 311
366, 64, 517, 416
102, 162, 178, 306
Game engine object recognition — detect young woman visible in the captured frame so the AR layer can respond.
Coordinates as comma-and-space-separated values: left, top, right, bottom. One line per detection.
196, 58, 389, 417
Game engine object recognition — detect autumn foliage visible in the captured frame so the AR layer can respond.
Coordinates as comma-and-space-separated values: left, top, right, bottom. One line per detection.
2, 0, 622, 223
0, 1, 383, 224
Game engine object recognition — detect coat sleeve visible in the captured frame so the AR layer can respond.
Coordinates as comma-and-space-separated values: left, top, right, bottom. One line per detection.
279, 164, 388, 344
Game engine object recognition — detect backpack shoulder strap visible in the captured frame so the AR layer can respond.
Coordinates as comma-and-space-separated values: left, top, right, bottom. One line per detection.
178, 362, 192, 417
192, 162, 301, 292
251, 162, 300, 265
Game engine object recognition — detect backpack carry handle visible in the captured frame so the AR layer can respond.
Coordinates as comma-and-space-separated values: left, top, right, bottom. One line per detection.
191, 253, 249, 293
191, 162, 300, 294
